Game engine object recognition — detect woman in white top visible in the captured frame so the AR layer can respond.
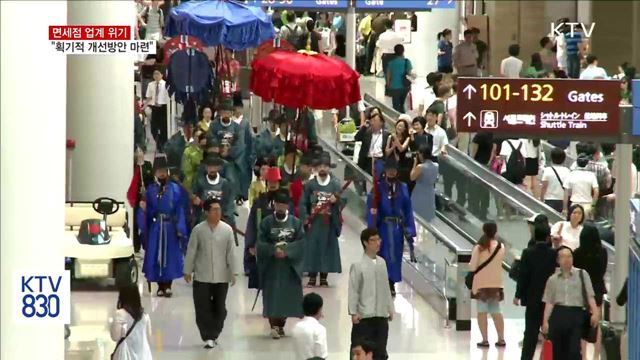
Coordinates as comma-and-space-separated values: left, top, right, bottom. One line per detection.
550, 204, 585, 250
540, 147, 571, 213
524, 139, 542, 197
110, 285, 153, 360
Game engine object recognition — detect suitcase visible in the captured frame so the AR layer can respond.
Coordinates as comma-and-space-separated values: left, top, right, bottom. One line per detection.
601, 322, 622, 360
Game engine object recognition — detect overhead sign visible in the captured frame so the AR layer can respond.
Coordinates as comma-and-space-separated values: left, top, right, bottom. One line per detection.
355, 0, 455, 10
632, 80, 640, 136
250, 0, 349, 8
456, 78, 621, 137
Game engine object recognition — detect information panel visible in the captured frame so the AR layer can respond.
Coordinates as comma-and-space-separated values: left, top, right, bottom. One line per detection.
355, 0, 455, 10
456, 78, 621, 136
632, 80, 640, 136
249, 0, 349, 9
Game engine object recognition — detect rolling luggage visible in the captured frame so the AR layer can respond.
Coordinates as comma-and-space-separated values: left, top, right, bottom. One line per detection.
601, 322, 622, 360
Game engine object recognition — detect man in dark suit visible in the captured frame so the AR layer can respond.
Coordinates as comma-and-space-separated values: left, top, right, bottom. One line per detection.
355, 109, 388, 185
514, 224, 558, 360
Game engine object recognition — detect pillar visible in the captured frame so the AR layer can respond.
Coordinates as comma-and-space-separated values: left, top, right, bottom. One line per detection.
67, 1, 135, 202
406, 10, 458, 77
345, 7, 357, 69
612, 144, 632, 323
1, 1, 67, 358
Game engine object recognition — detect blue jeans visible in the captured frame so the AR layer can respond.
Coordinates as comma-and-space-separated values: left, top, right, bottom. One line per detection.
567, 53, 581, 78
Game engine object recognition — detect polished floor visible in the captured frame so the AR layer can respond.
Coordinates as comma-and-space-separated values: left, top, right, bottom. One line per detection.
66, 205, 539, 360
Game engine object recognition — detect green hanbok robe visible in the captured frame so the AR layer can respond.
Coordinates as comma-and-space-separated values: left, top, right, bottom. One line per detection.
299, 176, 343, 274
191, 173, 235, 225
256, 214, 305, 318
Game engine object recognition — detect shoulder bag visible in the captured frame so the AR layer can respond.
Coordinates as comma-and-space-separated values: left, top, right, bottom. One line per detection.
580, 269, 598, 343
465, 242, 502, 290
550, 166, 564, 188
402, 59, 412, 89
111, 316, 141, 360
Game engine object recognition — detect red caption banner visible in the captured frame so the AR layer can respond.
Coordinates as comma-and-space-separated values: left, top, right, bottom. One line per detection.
49, 26, 131, 41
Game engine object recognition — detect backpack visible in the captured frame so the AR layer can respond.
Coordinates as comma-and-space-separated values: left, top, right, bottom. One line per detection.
504, 140, 526, 183
283, 24, 305, 50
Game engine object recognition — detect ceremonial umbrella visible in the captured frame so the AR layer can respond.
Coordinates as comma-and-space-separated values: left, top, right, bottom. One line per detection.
164, 0, 275, 50
250, 50, 361, 110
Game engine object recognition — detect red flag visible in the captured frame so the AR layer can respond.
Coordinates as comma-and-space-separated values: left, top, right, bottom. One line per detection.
127, 165, 141, 208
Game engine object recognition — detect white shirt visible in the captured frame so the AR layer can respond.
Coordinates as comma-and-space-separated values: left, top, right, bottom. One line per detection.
499, 139, 528, 173
376, 30, 403, 54
525, 140, 540, 159
564, 169, 598, 203
146, 79, 169, 105
551, 221, 583, 250
110, 309, 153, 360
500, 56, 523, 78
579, 65, 608, 80
291, 316, 328, 360
416, 87, 436, 116
426, 125, 448, 156
542, 165, 571, 200
369, 130, 384, 158
555, 33, 567, 69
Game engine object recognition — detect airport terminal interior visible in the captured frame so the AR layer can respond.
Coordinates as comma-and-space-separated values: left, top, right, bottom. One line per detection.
28, 0, 640, 359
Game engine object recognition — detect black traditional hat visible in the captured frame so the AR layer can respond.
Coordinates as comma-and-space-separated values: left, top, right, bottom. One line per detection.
274, 189, 291, 204
153, 154, 169, 170
300, 152, 314, 166
284, 142, 298, 155
206, 136, 220, 148
204, 154, 224, 167
318, 151, 336, 168
219, 97, 234, 111
384, 156, 399, 170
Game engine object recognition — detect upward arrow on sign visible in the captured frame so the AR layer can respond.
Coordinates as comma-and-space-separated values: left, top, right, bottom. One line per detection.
463, 84, 477, 99
463, 112, 476, 127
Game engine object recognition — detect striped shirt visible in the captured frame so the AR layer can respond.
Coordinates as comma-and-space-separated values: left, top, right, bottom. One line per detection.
565, 32, 582, 55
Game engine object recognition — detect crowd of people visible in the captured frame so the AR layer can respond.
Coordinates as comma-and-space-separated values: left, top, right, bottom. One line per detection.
111, 3, 639, 360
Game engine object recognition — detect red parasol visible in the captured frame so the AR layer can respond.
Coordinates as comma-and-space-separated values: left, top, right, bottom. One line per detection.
250, 50, 361, 110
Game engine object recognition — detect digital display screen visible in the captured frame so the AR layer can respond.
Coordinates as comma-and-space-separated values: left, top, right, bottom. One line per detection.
632, 80, 640, 136
248, 0, 349, 9
355, 0, 455, 9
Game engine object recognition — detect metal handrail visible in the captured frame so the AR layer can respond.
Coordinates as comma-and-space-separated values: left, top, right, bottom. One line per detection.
317, 136, 465, 254
362, 94, 617, 254
443, 257, 457, 329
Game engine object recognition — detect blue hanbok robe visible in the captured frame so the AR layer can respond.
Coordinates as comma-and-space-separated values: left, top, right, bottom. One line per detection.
244, 191, 294, 289
367, 180, 416, 283
254, 128, 280, 163
233, 116, 254, 199
142, 181, 188, 283
300, 176, 343, 274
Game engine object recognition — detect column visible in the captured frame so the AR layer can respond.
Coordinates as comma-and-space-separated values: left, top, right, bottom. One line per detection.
1, 1, 67, 358
345, 7, 357, 69
406, 10, 458, 77
67, 1, 135, 202
612, 144, 632, 323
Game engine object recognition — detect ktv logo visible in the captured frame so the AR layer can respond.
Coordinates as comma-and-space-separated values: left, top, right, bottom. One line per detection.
14, 271, 71, 324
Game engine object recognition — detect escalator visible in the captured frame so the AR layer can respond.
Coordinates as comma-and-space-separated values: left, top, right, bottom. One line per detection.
363, 93, 616, 299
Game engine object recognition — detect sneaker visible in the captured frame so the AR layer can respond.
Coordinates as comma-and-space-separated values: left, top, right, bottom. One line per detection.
277, 327, 285, 337
270, 327, 281, 339
204, 340, 215, 349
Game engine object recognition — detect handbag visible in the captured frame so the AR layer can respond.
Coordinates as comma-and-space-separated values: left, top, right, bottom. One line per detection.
580, 269, 598, 343
111, 317, 141, 360
402, 59, 412, 89
465, 242, 502, 290
539, 338, 553, 360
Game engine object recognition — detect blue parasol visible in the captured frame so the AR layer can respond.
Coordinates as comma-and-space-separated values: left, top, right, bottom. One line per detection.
165, 0, 275, 50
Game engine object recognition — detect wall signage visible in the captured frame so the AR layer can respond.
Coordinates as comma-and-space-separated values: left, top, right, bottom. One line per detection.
457, 78, 621, 137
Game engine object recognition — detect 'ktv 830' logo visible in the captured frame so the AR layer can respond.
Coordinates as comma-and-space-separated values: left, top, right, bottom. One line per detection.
14, 271, 70, 324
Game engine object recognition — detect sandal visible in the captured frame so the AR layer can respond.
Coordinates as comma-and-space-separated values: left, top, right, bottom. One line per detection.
476, 341, 490, 348
495, 340, 506, 347
319, 279, 329, 287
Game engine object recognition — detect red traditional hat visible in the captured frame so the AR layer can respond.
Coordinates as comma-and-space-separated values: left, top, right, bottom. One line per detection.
265, 167, 281, 182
